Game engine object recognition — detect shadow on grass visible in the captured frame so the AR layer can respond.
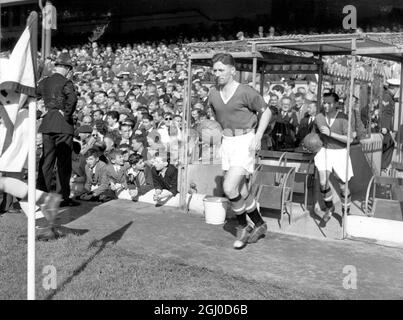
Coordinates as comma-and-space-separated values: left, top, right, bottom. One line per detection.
53, 225, 89, 238
35, 200, 102, 229
223, 218, 237, 237
45, 221, 133, 300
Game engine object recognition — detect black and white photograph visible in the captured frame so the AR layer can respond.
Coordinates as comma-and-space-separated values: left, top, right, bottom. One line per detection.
1, 0, 403, 304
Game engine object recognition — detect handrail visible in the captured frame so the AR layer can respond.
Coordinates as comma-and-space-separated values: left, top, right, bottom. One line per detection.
364, 175, 376, 216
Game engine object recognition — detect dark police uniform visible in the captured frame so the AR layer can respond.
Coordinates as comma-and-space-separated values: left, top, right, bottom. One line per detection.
36, 54, 77, 201
380, 89, 395, 131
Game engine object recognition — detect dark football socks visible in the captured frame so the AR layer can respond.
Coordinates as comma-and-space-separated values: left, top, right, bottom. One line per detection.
247, 208, 264, 227
236, 212, 248, 228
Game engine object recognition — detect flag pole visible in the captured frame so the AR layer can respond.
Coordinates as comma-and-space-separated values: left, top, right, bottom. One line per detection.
27, 11, 38, 301
343, 38, 356, 239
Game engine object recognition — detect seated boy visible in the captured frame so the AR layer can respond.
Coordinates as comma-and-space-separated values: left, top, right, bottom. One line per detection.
126, 152, 154, 199
150, 155, 178, 204
79, 149, 108, 201
100, 149, 133, 201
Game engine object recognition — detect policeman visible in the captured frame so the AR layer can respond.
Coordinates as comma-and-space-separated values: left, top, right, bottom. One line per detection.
37, 52, 79, 207
380, 78, 400, 133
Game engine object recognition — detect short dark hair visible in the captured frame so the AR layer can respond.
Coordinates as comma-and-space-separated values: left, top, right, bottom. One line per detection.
84, 148, 101, 159
106, 111, 119, 121
94, 119, 108, 135
272, 84, 284, 94
198, 110, 207, 118
211, 53, 235, 67
295, 92, 305, 99
137, 106, 149, 114
119, 143, 131, 150
285, 80, 295, 88
159, 95, 170, 104
132, 134, 146, 143
200, 86, 209, 93
142, 113, 153, 122
92, 109, 104, 116
323, 92, 339, 102
128, 152, 143, 165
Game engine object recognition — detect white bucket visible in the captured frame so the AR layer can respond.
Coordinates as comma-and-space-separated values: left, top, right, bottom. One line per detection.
203, 196, 228, 225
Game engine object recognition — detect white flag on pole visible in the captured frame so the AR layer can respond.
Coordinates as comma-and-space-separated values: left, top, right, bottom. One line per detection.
0, 21, 37, 172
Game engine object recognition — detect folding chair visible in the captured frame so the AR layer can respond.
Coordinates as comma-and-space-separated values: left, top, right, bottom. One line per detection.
251, 163, 296, 229
391, 161, 403, 178
258, 150, 287, 163
278, 152, 315, 213
364, 175, 403, 221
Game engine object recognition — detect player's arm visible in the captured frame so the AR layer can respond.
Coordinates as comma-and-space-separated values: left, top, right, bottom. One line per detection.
256, 107, 272, 140
319, 119, 353, 144
251, 91, 272, 140
327, 131, 353, 144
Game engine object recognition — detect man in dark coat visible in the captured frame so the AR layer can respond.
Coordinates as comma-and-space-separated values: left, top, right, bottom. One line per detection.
296, 100, 319, 147
380, 79, 399, 132
379, 79, 400, 171
37, 52, 79, 207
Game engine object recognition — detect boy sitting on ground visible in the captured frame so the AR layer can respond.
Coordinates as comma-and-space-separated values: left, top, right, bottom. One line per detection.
100, 149, 133, 201
79, 148, 109, 201
150, 155, 178, 205
126, 152, 154, 200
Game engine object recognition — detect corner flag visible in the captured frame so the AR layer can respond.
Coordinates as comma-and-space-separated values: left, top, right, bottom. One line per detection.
0, 11, 39, 301
0, 12, 38, 172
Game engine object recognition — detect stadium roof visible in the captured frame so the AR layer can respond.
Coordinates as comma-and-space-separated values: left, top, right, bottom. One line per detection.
187, 41, 322, 73
0, 0, 36, 5
188, 32, 403, 63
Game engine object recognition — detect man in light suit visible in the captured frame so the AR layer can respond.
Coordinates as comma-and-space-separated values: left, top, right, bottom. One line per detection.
294, 92, 309, 125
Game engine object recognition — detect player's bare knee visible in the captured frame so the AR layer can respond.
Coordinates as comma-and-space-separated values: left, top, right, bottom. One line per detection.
223, 182, 238, 199
318, 172, 328, 188
224, 187, 238, 199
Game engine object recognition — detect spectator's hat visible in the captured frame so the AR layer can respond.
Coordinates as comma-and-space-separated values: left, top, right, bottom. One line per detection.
121, 119, 135, 128
55, 52, 73, 69
387, 78, 400, 87
77, 125, 93, 134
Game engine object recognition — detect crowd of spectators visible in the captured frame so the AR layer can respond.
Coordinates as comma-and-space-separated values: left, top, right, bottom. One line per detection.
29, 22, 400, 204
35, 40, 222, 204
